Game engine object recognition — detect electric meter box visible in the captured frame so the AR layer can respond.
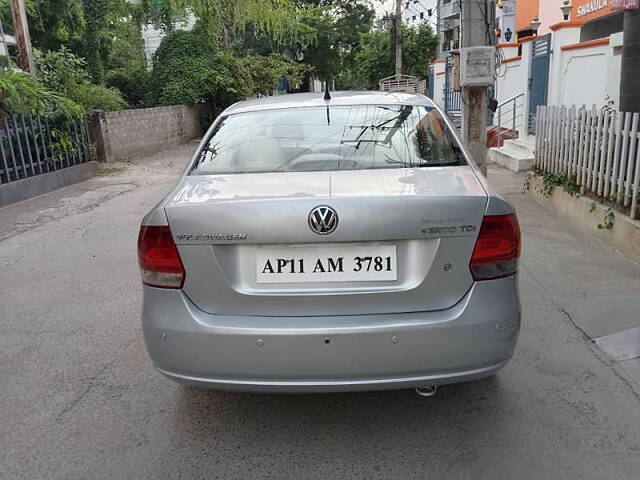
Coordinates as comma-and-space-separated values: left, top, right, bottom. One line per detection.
460, 47, 495, 87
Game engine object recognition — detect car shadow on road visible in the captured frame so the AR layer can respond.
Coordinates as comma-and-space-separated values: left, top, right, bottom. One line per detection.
171, 375, 512, 436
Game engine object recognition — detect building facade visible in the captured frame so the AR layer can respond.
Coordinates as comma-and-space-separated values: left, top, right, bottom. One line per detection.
496, 0, 516, 42
516, 0, 624, 40
438, 0, 461, 57
430, 0, 628, 133
402, 0, 439, 28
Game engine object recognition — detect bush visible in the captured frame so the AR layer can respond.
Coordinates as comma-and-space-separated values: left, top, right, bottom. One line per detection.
241, 54, 312, 96
66, 82, 126, 111
147, 28, 255, 123
0, 69, 83, 119
36, 46, 85, 87
35, 47, 125, 111
345, 24, 439, 90
105, 67, 150, 108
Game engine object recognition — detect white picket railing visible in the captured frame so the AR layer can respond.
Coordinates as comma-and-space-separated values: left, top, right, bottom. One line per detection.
535, 105, 640, 219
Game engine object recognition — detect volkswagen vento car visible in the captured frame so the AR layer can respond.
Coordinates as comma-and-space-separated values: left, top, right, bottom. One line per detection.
138, 91, 521, 394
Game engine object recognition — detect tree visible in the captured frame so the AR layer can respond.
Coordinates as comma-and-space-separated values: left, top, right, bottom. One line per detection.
345, 23, 439, 90
21, 0, 85, 53
81, 0, 112, 83
241, 54, 312, 95
232, 1, 374, 90
104, 1, 150, 107
342, 28, 391, 89
145, 0, 317, 47
403, 23, 439, 80
22, 0, 147, 90
147, 27, 253, 116
36, 47, 125, 111
295, 0, 374, 81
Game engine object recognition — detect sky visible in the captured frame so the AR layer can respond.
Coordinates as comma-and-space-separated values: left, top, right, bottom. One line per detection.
372, 0, 396, 18
371, 0, 440, 32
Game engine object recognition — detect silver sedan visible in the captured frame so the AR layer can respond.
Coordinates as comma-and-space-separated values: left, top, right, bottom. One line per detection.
138, 91, 521, 393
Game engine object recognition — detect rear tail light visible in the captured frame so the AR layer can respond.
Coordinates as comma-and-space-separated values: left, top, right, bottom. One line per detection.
470, 214, 521, 281
137, 225, 185, 288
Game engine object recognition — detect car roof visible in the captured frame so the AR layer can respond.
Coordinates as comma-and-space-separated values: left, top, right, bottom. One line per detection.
223, 91, 436, 115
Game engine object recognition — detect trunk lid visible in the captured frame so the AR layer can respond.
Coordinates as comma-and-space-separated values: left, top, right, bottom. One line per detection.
165, 166, 487, 316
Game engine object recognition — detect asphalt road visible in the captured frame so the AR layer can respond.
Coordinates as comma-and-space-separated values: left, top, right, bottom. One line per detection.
1, 142, 639, 479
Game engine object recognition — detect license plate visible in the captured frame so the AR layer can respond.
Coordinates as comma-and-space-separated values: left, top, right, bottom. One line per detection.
256, 244, 397, 284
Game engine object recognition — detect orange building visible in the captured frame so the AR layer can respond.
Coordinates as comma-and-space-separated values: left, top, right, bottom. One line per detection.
515, 0, 539, 37
515, 0, 625, 40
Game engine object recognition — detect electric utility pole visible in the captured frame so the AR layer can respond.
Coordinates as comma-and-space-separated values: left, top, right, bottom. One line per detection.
394, 0, 403, 77
10, 0, 35, 73
461, 0, 493, 176
620, 7, 640, 112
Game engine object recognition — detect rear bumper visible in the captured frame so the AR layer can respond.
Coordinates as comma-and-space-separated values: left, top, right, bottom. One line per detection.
142, 276, 521, 393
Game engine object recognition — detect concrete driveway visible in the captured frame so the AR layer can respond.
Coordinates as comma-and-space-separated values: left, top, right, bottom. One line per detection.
1, 142, 639, 479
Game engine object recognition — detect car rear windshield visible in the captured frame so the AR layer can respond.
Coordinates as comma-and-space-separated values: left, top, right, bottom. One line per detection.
191, 105, 466, 175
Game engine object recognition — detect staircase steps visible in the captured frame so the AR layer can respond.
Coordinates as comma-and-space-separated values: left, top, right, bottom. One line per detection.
488, 137, 535, 172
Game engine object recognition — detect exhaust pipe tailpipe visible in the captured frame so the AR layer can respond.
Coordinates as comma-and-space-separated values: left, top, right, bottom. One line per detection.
415, 385, 438, 397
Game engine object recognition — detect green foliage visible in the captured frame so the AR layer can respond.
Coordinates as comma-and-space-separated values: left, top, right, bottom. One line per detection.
588, 202, 616, 232
538, 172, 581, 198
539, 173, 559, 197
36, 47, 88, 92
241, 54, 312, 95
0, 0, 40, 35
0, 69, 83, 119
597, 208, 615, 231
104, 1, 151, 107
145, 0, 317, 47
148, 26, 317, 123
105, 68, 149, 108
65, 82, 126, 111
147, 28, 253, 112
36, 48, 125, 111
0, 0, 35, 35
523, 171, 534, 193
27, 0, 147, 98
403, 24, 440, 80
608, 192, 622, 203
48, 127, 82, 163
82, 0, 109, 83
293, 0, 374, 81
344, 23, 439, 90
343, 29, 392, 90
106, 3, 148, 70
26, 0, 85, 53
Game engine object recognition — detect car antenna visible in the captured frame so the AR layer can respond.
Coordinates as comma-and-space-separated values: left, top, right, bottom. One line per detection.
324, 81, 331, 101
324, 80, 331, 126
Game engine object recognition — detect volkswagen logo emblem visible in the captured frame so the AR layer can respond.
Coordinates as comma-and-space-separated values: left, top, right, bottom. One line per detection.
309, 206, 338, 235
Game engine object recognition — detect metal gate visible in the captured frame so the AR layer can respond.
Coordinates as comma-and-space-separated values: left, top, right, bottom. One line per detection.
444, 55, 461, 114
528, 34, 551, 134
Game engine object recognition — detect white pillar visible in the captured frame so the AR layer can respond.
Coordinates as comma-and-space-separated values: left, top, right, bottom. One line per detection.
548, 24, 582, 107
520, 38, 534, 140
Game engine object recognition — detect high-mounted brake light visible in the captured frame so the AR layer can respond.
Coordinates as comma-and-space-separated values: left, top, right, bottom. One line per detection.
137, 225, 185, 288
470, 214, 521, 281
